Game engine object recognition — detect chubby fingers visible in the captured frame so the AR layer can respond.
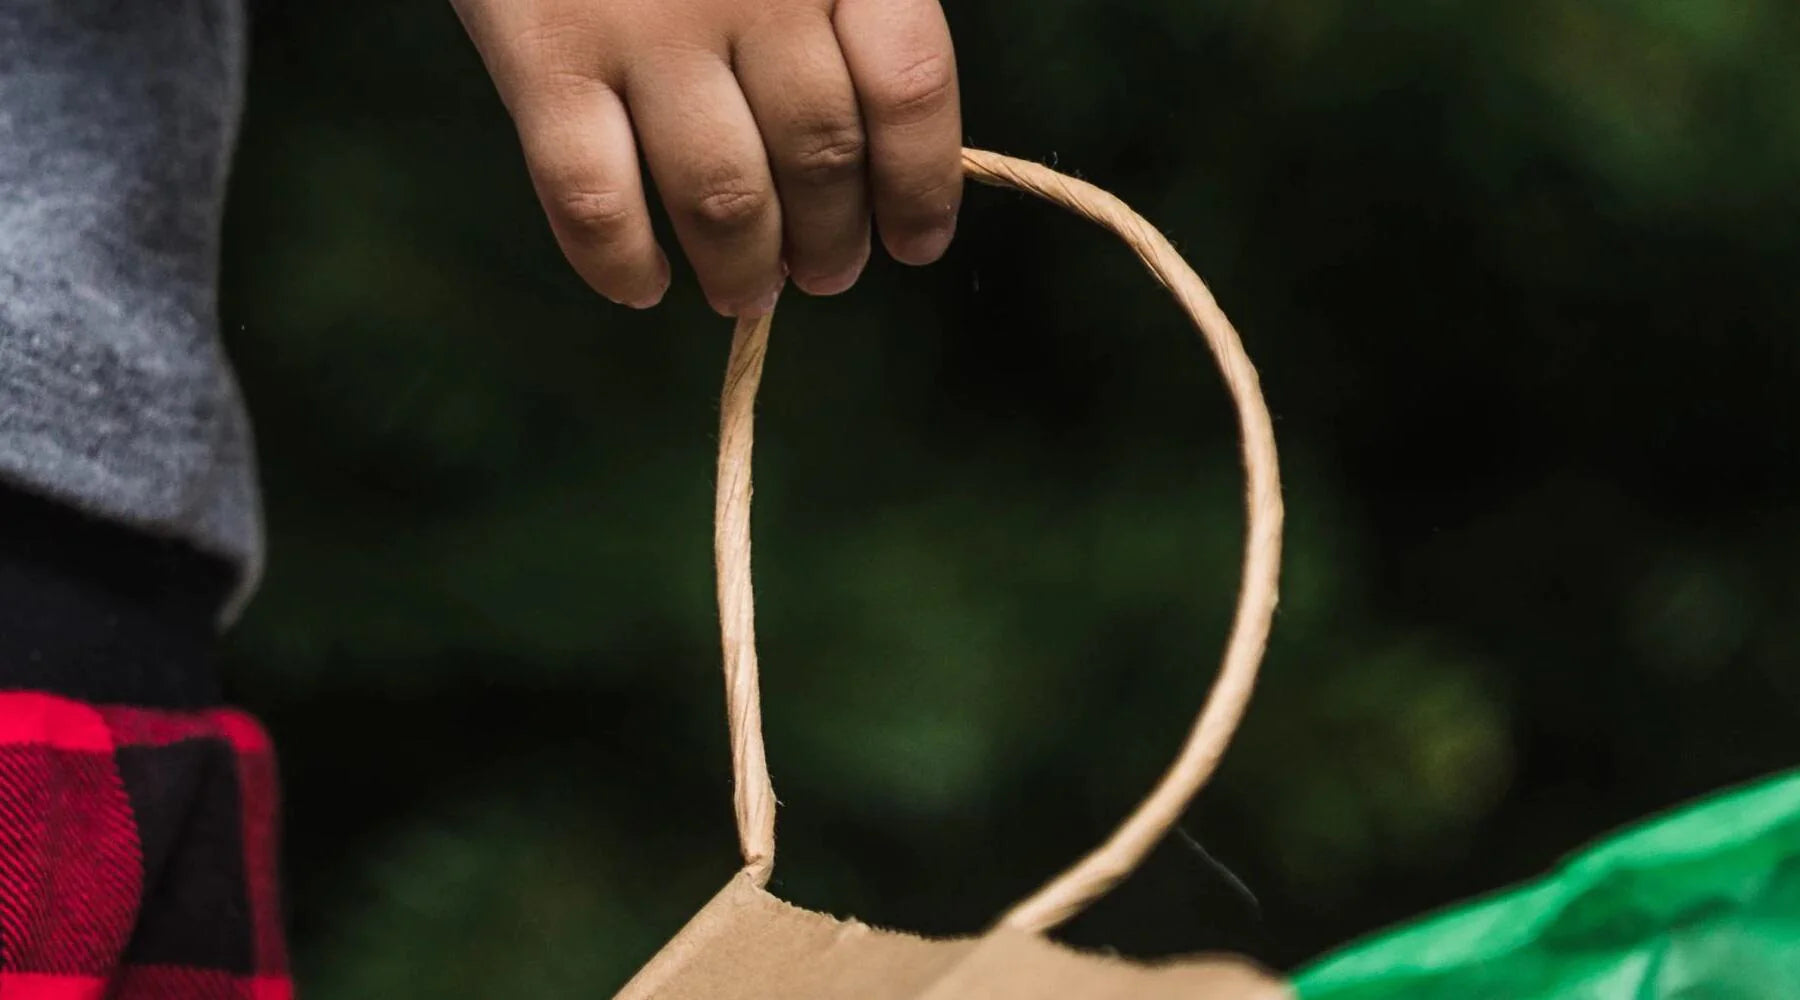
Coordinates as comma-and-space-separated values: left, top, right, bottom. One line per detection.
515, 84, 671, 309
835, 0, 963, 267
628, 48, 788, 317
735, 10, 871, 297
455, 2, 674, 310
456, 0, 963, 316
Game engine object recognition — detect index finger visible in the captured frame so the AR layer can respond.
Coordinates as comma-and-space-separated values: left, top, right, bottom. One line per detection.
833, 0, 963, 267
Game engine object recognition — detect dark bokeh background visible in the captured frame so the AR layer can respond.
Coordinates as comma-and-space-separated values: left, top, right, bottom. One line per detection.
216, 1, 1800, 994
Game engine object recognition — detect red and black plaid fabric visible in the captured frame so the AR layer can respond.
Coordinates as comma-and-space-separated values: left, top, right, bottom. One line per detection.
0, 691, 291, 1000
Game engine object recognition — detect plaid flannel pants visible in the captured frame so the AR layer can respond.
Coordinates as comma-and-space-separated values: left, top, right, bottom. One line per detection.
0, 692, 291, 999
0, 478, 290, 999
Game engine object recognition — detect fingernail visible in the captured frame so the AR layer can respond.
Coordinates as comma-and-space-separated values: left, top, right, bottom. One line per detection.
714, 281, 785, 318
892, 220, 955, 266
795, 268, 860, 296
623, 287, 665, 310
795, 251, 869, 296
622, 277, 668, 310
743, 281, 784, 317
612, 250, 671, 310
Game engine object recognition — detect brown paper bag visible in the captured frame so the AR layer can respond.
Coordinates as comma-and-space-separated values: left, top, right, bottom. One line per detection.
615, 874, 1287, 1000
616, 149, 1289, 1000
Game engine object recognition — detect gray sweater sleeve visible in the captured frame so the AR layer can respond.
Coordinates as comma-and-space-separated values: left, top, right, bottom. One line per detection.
0, 0, 262, 615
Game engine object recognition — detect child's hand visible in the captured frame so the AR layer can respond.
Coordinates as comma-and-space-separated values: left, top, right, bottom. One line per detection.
452, 0, 962, 316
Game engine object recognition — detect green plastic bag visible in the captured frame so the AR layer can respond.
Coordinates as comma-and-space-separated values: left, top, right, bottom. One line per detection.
1294, 769, 1800, 999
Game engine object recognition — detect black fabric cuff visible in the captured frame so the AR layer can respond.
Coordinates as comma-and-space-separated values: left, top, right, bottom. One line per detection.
0, 483, 233, 708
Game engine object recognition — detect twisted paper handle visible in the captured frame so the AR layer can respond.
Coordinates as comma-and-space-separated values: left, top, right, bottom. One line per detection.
715, 148, 1284, 934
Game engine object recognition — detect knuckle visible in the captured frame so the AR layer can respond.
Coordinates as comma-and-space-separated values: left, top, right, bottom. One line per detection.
547, 185, 637, 240
873, 50, 955, 125
785, 120, 867, 186
686, 179, 772, 235
503, 19, 597, 85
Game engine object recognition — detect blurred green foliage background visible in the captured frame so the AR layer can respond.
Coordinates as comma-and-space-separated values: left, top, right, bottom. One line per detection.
216, 0, 1800, 993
